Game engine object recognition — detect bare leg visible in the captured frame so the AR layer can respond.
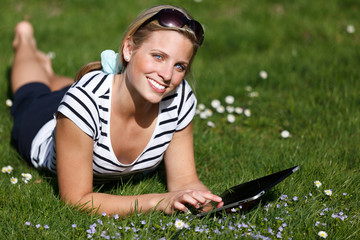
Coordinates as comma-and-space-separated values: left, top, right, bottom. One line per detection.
11, 21, 73, 94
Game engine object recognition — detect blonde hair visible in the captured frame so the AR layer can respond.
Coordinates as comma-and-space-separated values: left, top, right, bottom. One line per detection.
75, 5, 201, 80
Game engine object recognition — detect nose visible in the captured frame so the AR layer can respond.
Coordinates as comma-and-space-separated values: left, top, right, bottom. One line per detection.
158, 63, 173, 82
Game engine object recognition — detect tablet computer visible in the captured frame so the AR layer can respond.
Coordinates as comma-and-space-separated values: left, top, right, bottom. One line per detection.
190, 166, 299, 217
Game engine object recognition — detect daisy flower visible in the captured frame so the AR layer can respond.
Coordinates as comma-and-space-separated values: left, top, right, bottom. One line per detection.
10, 177, 18, 184
314, 180, 322, 188
21, 173, 32, 183
235, 107, 243, 114
244, 109, 251, 117
225, 95, 235, 104
6, 99, 13, 107
259, 70, 268, 79
249, 91, 259, 98
197, 103, 206, 111
281, 130, 290, 138
211, 99, 221, 109
324, 189, 333, 196
245, 86, 252, 92
207, 121, 215, 128
2, 165, 13, 174
346, 25, 355, 34
47, 51, 56, 59
174, 219, 185, 230
226, 106, 234, 113
318, 231, 328, 238
204, 109, 213, 117
199, 111, 208, 119
216, 105, 225, 114
227, 114, 236, 123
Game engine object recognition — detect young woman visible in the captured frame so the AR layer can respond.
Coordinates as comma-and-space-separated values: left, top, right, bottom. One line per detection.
11, 5, 223, 216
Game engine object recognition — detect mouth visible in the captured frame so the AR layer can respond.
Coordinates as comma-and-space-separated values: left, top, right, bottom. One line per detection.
147, 77, 166, 93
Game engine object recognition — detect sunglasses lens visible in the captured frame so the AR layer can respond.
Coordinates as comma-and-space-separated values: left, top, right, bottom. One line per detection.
147, 9, 204, 45
159, 10, 185, 28
190, 21, 204, 45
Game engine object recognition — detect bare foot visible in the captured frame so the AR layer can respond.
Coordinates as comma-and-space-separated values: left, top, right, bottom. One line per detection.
13, 21, 55, 76
12, 21, 36, 50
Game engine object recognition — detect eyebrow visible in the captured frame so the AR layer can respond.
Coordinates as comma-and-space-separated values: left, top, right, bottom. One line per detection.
151, 49, 190, 65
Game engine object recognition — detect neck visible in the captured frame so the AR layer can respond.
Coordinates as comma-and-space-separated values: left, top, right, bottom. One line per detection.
112, 73, 158, 125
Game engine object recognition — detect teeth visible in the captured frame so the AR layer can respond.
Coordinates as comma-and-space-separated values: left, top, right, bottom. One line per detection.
148, 78, 165, 90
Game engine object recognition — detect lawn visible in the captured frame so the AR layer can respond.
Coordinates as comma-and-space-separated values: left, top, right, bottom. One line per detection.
0, 0, 359, 239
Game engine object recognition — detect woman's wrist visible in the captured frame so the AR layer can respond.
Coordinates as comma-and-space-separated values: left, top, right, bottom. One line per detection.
148, 193, 170, 212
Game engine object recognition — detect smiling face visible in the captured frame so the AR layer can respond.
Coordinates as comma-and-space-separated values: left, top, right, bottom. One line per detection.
123, 30, 194, 104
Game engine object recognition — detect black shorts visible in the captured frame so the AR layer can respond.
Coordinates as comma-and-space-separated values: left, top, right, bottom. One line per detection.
11, 83, 71, 162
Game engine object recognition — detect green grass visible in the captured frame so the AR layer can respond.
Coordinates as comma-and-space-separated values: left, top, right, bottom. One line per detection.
1, 0, 359, 239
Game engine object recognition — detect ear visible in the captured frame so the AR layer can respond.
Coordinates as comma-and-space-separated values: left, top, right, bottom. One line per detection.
122, 36, 133, 62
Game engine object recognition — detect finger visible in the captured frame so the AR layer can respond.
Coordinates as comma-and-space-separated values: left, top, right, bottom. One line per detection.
188, 191, 207, 206
216, 201, 224, 208
197, 191, 223, 203
173, 201, 188, 212
181, 192, 201, 208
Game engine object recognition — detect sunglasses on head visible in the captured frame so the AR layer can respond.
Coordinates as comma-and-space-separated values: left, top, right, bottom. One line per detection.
142, 8, 204, 46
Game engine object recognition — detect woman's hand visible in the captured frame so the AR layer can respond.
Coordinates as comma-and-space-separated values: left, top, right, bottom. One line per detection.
157, 189, 223, 214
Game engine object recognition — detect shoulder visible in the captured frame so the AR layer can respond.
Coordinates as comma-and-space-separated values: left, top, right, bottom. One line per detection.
57, 71, 112, 140
72, 70, 113, 96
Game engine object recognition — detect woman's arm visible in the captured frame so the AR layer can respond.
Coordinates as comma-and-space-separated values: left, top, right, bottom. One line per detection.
55, 114, 221, 215
163, 122, 223, 211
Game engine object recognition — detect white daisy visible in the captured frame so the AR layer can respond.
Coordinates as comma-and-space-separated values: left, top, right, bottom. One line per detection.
314, 180, 322, 188
2, 165, 13, 174
244, 109, 251, 117
216, 105, 225, 114
259, 70, 268, 79
204, 109, 213, 117
211, 99, 221, 109
226, 106, 234, 113
22, 173, 32, 183
199, 111, 208, 119
174, 219, 185, 229
10, 177, 18, 184
318, 231, 328, 238
324, 189, 333, 196
225, 95, 235, 104
6, 99, 13, 107
47, 51, 56, 59
249, 91, 259, 98
207, 121, 215, 128
245, 86, 252, 92
227, 114, 236, 123
197, 103, 206, 111
281, 130, 290, 138
346, 25, 355, 34
235, 107, 243, 114
199, 109, 213, 119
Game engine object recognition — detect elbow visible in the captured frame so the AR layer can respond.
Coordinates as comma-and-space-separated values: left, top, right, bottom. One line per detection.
60, 191, 93, 211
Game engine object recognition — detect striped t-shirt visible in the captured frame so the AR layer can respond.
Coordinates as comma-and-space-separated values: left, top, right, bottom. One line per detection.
30, 71, 197, 182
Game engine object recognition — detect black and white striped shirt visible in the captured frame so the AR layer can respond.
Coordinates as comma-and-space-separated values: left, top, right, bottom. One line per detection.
30, 71, 197, 182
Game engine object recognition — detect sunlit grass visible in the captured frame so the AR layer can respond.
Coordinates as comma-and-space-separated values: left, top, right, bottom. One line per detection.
1, 0, 359, 239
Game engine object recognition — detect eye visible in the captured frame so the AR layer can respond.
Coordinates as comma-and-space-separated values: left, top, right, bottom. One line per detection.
153, 54, 163, 60
175, 63, 187, 72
